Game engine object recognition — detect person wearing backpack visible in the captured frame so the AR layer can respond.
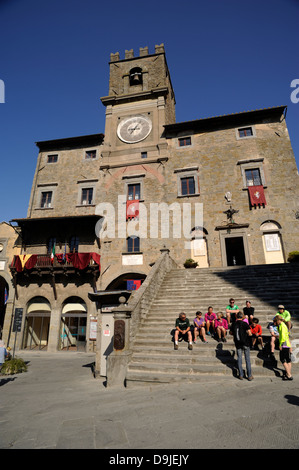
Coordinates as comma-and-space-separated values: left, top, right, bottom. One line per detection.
230, 312, 253, 381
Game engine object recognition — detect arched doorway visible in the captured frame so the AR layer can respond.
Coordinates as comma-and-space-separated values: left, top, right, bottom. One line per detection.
190, 227, 209, 268
105, 273, 146, 291
23, 297, 51, 350
260, 221, 284, 264
59, 297, 87, 351
0, 276, 9, 337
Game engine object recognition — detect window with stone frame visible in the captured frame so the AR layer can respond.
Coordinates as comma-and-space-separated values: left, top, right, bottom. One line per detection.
127, 183, 141, 201
81, 188, 93, 205
245, 168, 262, 186
40, 191, 53, 208
238, 127, 253, 138
85, 150, 97, 160
178, 136, 192, 147
181, 176, 196, 196
47, 154, 58, 163
238, 159, 266, 189
127, 236, 140, 253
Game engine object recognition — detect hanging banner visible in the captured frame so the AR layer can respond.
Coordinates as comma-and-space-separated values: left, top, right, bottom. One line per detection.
248, 185, 266, 206
127, 280, 142, 291
126, 200, 139, 220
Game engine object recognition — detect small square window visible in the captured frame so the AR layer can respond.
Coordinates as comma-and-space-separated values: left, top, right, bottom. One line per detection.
238, 127, 253, 138
85, 150, 96, 159
81, 188, 93, 205
41, 191, 52, 208
47, 154, 58, 163
178, 137, 192, 147
181, 176, 195, 196
127, 183, 140, 201
141, 151, 147, 159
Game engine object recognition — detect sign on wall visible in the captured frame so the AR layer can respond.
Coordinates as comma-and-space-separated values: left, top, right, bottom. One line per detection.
264, 233, 280, 252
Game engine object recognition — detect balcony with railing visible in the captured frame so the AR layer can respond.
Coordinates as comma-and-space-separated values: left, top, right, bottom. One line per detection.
10, 252, 101, 275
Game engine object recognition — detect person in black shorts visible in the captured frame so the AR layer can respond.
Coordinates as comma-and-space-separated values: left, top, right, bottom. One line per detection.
174, 312, 193, 350
243, 300, 254, 325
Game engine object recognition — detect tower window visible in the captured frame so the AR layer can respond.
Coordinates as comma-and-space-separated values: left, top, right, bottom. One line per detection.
127, 183, 140, 200
178, 137, 191, 147
41, 191, 52, 208
47, 154, 58, 163
129, 67, 142, 86
181, 177, 196, 196
238, 127, 253, 138
81, 188, 93, 205
85, 150, 96, 159
127, 236, 140, 253
245, 168, 262, 186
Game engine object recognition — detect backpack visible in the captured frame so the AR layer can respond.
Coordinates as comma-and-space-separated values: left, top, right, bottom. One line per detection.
233, 321, 249, 346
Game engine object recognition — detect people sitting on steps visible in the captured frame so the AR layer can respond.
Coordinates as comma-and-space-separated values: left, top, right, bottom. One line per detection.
174, 312, 193, 350
214, 312, 228, 342
172, 302, 295, 382
205, 306, 217, 336
225, 298, 240, 324
193, 311, 208, 344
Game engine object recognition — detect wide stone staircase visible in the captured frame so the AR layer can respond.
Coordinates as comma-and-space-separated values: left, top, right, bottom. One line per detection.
126, 264, 299, 386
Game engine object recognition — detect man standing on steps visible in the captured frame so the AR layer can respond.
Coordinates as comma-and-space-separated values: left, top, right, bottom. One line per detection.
174, 312, 193, 350
230, 312, 253, 381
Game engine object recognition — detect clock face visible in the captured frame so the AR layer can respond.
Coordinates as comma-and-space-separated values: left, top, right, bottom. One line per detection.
117, 115, 152, 143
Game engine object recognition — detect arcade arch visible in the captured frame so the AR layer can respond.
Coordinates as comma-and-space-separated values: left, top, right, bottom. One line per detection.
23, 296, 51, 350
59, 296, 87, 351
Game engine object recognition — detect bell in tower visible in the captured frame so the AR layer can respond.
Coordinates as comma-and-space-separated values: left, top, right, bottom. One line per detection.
129, 67, 143, 86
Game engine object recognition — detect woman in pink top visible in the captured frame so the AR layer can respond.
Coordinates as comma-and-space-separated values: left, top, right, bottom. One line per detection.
215, 312, 228, 342
205, 306, 217, 336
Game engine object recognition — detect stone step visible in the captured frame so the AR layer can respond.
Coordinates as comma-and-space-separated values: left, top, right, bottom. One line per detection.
125, 264, 299, 385
125, 363, 286, 386
128, 354, 281, 370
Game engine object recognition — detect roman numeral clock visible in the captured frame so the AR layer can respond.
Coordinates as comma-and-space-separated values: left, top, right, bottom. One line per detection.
117, 115, 152, 143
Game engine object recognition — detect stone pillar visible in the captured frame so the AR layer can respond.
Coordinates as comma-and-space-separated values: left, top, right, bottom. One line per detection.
47, 305, 60, 352
106, 308, 132, 388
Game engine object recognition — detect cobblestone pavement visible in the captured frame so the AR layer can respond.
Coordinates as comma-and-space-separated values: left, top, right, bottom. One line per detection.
0, 351, 298, 451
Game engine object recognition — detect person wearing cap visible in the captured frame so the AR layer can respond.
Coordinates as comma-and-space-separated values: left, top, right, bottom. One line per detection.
276, 315, 293, 380
276, 305, 292, 331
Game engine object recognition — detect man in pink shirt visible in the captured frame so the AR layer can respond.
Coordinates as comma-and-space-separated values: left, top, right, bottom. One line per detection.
205, 306, 217, 336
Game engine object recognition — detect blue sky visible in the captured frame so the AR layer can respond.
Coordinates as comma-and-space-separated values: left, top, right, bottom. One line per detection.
0, 0, 298, 223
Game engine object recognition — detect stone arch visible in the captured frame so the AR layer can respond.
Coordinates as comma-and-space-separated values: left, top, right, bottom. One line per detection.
23, 296, 51, 350
105, 272, 146, 291
59, 296, 88, 352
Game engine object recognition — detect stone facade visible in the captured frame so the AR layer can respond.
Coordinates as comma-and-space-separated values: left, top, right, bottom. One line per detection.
6, 44, 299, 357
0, 222, 21, 342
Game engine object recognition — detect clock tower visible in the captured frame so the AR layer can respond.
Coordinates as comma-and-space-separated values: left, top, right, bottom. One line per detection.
100, 44, 175, 161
